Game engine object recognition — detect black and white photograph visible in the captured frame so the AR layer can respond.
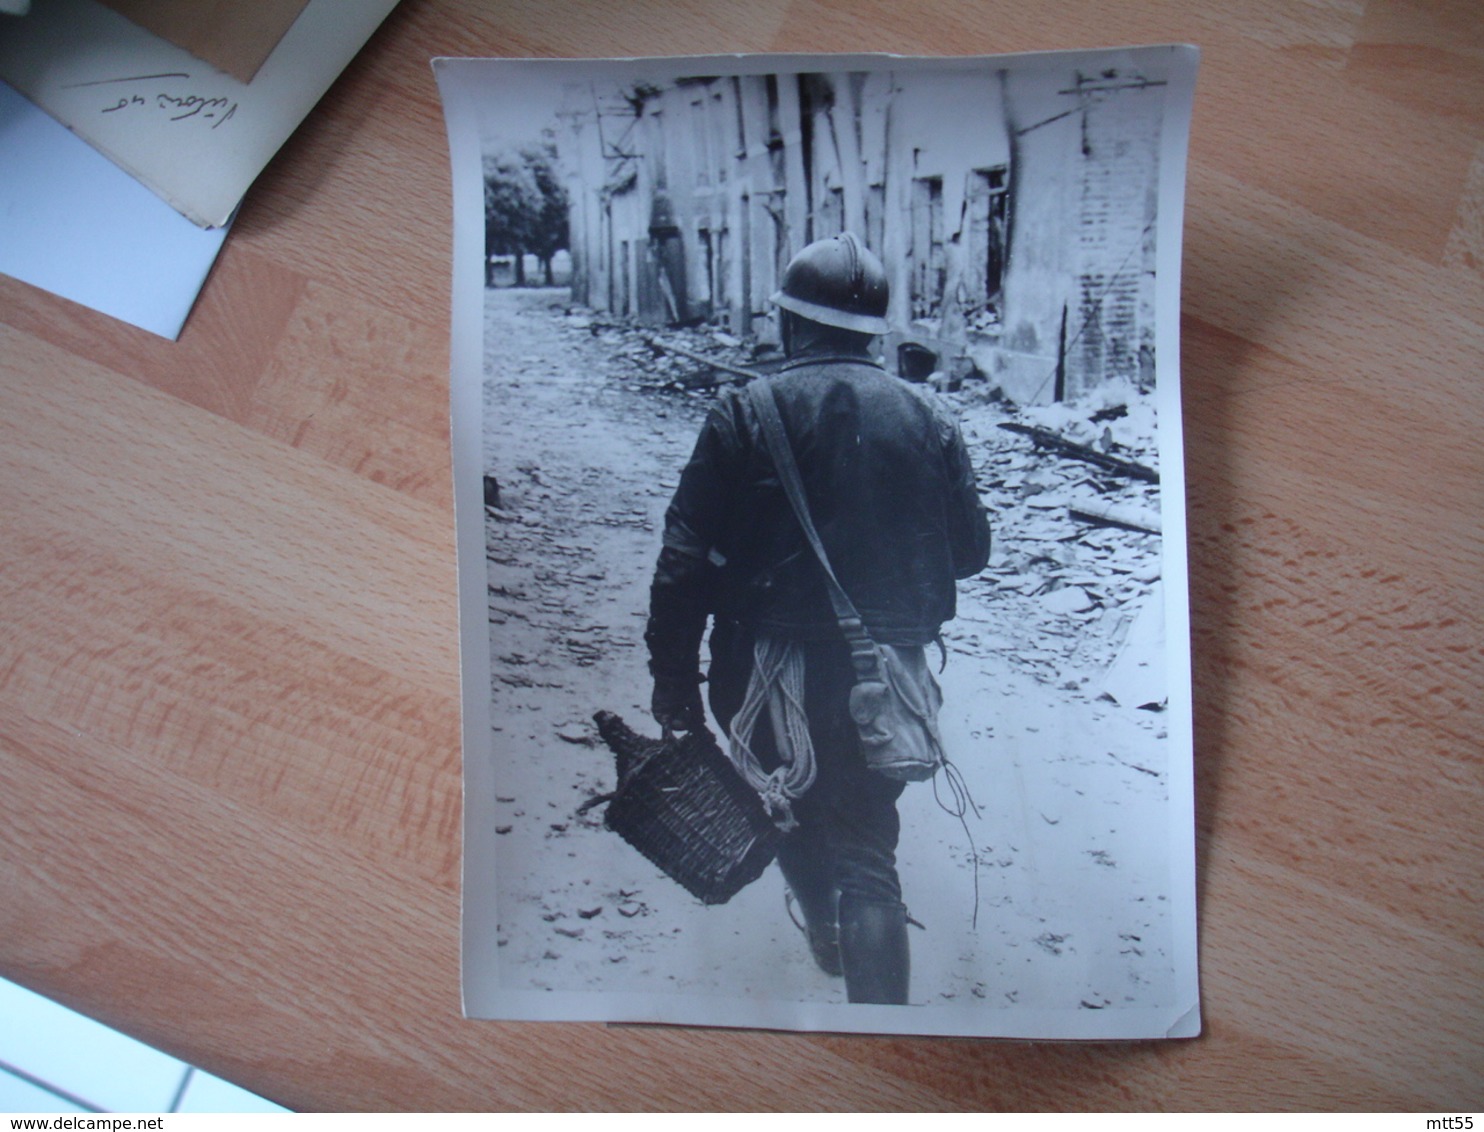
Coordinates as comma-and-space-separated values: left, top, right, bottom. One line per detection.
439, 48, 1200, 1039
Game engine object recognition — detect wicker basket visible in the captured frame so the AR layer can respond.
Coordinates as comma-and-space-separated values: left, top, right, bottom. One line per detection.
586, 711, 781, 905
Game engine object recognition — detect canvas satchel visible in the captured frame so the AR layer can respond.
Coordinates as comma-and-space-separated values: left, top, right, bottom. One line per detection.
749, 381, 946, 782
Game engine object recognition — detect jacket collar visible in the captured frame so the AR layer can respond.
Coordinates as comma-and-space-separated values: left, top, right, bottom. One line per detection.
779, 353, 883, 373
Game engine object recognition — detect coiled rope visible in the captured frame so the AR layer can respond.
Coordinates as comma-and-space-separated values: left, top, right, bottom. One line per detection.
726, 635, 818, 831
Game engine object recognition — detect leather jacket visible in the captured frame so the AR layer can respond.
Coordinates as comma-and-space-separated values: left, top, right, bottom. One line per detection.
646, 354, 991, 678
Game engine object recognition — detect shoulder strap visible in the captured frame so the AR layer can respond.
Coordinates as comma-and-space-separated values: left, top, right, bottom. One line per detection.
748, 382, 880, 679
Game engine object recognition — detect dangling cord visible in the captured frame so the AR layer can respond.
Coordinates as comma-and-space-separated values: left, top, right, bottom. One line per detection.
933, 756, 984, 929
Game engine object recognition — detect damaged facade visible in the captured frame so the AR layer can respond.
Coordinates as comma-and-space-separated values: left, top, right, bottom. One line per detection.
556, 63, 1165, 405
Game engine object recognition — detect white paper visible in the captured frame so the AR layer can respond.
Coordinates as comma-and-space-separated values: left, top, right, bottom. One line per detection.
440, 49, 1201, 1039
0, 79, 226, 339
0, 0, 398, 228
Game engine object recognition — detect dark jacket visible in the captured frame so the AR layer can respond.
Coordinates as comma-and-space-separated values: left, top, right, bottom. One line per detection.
647, 355, 990, 677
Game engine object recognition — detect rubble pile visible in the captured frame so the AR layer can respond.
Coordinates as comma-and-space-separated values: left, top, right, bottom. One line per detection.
951, 383, 1165, 704
557, 308, 779, 394
541, 303, 1167, 708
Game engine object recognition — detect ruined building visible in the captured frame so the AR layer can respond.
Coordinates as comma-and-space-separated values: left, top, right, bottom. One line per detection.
555, 62, 1166, 405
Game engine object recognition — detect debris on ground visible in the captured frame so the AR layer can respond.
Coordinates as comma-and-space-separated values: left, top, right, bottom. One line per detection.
481, 292, 1177, 1011
566, 308, 782, 392
538, 303, 1167, 701
996, 421, 1159, 483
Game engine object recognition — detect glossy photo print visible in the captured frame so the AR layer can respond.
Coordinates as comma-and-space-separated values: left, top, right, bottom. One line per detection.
439, 47, 1200, 1038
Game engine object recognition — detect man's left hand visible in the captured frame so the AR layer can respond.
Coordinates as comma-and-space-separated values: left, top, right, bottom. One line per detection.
651, 672, 705, 733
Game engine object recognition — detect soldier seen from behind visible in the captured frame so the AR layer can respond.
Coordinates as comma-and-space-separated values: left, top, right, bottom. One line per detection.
645, 232, 992, 1005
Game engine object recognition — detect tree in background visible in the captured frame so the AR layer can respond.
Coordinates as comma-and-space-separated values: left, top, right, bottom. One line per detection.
483, 149, 540, 287
484, 141, 569, 287
520, 142, 569, 286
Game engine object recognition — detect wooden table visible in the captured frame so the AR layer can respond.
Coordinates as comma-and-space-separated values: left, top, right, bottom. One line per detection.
2, 0, 1478, 1112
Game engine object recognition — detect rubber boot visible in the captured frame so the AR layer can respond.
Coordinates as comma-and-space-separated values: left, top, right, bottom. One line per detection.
838, 895, 910, 1005
777, 843, 842, 977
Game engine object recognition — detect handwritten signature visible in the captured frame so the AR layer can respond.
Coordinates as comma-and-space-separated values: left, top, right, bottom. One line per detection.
64, 73, 239, 129
101, 91, 238, 127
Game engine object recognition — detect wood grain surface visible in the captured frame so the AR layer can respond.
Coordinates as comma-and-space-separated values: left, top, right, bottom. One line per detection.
1, 0, 1479, 1112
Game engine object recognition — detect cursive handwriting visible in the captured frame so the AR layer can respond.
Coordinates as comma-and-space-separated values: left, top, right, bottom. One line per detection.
68, 74, 238, 130
155, 92, 237, 126
102, 94, 148, 112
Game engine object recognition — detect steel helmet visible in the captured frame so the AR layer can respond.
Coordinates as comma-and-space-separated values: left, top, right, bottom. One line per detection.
771, 231, 890, 335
